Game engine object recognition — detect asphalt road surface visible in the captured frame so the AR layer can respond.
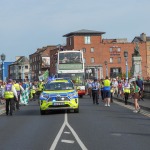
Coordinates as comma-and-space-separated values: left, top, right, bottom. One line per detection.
0, 96, 150, 150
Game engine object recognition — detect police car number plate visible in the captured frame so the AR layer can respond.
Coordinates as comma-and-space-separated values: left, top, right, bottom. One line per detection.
53, 102, 64, 106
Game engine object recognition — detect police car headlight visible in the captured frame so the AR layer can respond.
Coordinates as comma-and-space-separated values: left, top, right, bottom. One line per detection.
40, 93, 49, 100
68, 92, 77, 98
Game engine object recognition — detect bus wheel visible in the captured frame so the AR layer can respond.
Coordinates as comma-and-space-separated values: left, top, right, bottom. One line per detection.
79, 95, 83, 98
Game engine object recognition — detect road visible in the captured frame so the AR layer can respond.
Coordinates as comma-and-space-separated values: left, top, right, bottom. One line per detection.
0, 96, 150, 150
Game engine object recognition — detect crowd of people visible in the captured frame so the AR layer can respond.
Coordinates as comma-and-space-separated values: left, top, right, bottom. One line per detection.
85, 75, 144, 113
0, 79, 45, 116
0, 75, 145, 116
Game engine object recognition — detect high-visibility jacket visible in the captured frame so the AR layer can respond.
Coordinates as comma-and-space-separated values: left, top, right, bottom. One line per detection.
37, 82, 43, 92
123, 83, 130, 93
4, 84, 14, 99
103, 79, 111, 90
14, 83, 21, 95
31, 85, 36, 94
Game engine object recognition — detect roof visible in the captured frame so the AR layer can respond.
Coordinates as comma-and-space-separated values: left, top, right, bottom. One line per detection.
132, 36, 150, 42
63, 29, 105, 37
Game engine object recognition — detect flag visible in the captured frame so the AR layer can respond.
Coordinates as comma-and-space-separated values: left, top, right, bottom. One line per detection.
43, 70, 49, 81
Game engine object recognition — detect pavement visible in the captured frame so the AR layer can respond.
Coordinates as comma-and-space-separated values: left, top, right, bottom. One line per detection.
113, 95, 150, 112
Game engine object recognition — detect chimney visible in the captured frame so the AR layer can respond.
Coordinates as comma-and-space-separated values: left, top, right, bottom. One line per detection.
140, 33, 146, 42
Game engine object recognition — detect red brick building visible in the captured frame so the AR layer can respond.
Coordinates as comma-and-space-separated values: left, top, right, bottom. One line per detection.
29, 45, 56, 80
50, 29, 147, 79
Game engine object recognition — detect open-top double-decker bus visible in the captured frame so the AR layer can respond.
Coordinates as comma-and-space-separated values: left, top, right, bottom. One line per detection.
57, 50, 85, 97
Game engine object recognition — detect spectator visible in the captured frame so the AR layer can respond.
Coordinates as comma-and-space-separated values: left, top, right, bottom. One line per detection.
0, 80, 4, 104
112, 78, 118, 97
132, 81, 141, 113
136, 75, 144, 101
123, 79, 130, 105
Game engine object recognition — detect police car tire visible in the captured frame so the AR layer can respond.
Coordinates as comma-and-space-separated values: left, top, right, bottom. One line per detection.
74, 107, 79, 113
40, 110, 46, 115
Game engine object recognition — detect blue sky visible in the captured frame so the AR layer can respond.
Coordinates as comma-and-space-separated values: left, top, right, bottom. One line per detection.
0, 0, 149, 61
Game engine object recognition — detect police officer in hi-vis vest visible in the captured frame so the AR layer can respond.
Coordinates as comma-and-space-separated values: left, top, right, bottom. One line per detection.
13, 80, 24, 110
36, 80, 44, 98
4, 79, 18, 116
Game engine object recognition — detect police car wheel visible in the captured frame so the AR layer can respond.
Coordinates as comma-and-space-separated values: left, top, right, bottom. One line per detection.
74, 107, 79, 113
40, 110, 46, 115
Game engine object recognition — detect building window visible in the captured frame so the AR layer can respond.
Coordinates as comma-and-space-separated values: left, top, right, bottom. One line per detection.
110, 57, 113, 63
110, 47, 113, 52
84, 36, 91, 44
91, 57, 95, 63
25, 66, 28, 69
82, 48, 86, 53
118, 57, 121, 63
110, 67, 121, 78
90, 47, 94, 52
117, 48, 121, 52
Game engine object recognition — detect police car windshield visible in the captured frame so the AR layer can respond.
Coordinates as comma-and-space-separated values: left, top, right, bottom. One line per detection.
45, 82, 74, 90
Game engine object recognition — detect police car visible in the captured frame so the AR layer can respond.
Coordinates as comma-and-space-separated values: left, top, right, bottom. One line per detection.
39, 78, 79, 115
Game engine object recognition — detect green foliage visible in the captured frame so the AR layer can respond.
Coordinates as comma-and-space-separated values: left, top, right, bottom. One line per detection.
118, 72, 132, 79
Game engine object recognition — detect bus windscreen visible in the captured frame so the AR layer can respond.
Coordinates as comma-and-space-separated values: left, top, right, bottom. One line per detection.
59, 52, 82, 64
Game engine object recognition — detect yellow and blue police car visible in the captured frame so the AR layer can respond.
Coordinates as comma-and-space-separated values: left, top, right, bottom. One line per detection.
39, 78, 79, 115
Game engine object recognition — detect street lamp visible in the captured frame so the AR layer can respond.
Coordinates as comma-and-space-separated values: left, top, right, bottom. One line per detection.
104, 61, 108, 76
1, 53, 6, 82
124, 50, 128, 80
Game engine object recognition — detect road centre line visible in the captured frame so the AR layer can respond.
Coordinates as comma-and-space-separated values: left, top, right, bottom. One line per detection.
61, 139, 75, 144
64, 131, 71, 134
49, 113, 88, 150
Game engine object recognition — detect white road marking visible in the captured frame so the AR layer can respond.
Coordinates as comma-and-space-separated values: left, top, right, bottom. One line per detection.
61, 139, 75, 144
49, 113, 88, 150
64, 131, 71, 134
49, 121, 65, 150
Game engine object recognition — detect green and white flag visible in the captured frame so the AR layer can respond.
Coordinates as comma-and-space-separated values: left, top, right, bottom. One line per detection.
43, 70, 49, 81
38, 70, 49, 81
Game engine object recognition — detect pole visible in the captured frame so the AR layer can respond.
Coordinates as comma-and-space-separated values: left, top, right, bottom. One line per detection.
3, 61, 5, 81
22, 65, 24, 82
106, 65, 108, 76
2, 61, 4, 82
126, 58, 128, 80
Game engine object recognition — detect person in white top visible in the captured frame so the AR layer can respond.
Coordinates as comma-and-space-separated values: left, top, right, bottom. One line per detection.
112, 78, 118, 97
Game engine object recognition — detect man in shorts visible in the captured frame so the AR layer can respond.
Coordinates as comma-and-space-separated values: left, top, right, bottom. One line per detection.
103, 76, 111, 107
